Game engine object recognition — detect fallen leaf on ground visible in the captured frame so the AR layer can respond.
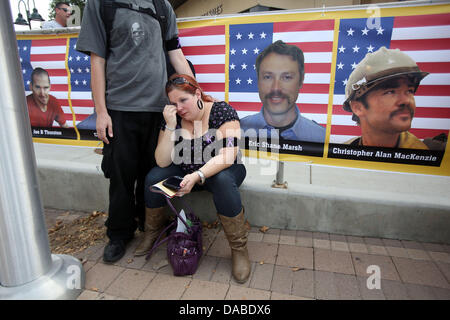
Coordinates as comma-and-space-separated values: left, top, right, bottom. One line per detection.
259, 226, 269, 233
291, 267, 305, 272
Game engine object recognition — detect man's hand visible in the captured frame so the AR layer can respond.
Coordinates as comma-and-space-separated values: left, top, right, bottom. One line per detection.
96, 111, 113, 144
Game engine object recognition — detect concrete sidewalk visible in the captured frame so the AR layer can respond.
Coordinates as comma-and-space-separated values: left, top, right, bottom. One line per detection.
45, 208, 450, 300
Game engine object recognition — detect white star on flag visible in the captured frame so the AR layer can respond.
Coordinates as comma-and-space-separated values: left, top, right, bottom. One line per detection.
337, 62, 344, 69
236, 33, 242, 40
260, 32, 266, 39
361, 27, 369, 35
347, 28, 354, 36
236, 78, 241, 84
338, 45, 346, 53
377, 27, 384, 35
367, 45, 375, 52
248, 32, 254, 39
352, 45, 360, 53
230, 63, 235, 70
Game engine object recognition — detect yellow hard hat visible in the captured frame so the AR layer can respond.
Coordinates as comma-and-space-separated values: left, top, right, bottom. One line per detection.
343, 47, 429, 112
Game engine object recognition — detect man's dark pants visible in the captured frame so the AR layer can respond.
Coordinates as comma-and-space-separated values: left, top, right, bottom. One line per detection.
101, 109, 162, 241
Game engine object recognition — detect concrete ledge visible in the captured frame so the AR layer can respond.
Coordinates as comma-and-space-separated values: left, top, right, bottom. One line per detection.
34, 143, 450, 244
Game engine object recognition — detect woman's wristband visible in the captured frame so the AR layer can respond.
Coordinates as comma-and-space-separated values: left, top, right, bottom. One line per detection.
195, 170, 206, 185
165, 125, 176, 132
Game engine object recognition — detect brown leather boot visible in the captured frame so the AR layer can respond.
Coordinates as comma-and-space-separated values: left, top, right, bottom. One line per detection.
134, 207, 167, 256
218, 208, 251, 283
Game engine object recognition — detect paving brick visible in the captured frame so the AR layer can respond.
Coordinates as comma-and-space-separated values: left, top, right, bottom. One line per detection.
139, 273, 190, 300
262, 232, 280, 244
96, 292, 120, 300
334, 273, 361, 300
250, 263, 274, 291
296, 230, 313, 247
313, 232, 329, 240
276, 245, 313, 269
436, 261, 450, 283
385, 246, 409, 258
271, 265, 293, 295
181, 279, 229, 300
271, 292, 313, 300
432, 287, 450, 300
367, 245, 389, 256
141, 248, 171, 274
329, 234, 346, 242
105, 269, 155, 299
346, 236, 365, 244
291, 269, 314, 299
382, 239, 403, 248
84, 263, 124, 292
392, 257, 450, 289
404, 283, 437, 300
82, 260, 96, 273
225, 285, 270, 300
401, 240, 424, 250
84, 242, 105, 262
331, 241, 349, 252
364, 237, 384, 246
428, 251, 450, 264
77, 290, 100, 300
279, 232, 296, 245
247, 241, 278, 264
207, 235, 231, 259
248, 232, 263, 242
313, 239, 331, 250
443, 244, 450, 254
193, 255, 219, 281
210, 257, 232, 284
314, 271, 339, 300
357, 276, 385, 300
348, 242, 368, 254
202, 227, 220, 252
352, 253, 400, 281
315, 249, 355, 275
380, 279, 409, 300
406, 248, 430, 261
422, 242, 445, 252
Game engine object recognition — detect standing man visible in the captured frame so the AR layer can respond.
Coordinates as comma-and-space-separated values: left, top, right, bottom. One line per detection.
240, 40, 326, 143
76, 0, 194, 263
42, 2, 72, 29
27, 67, 68, 128
343, 47, 429, 149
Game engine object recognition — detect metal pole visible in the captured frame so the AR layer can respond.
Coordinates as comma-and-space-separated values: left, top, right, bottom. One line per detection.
0, 0, 84, 299
272, 161, 287, 189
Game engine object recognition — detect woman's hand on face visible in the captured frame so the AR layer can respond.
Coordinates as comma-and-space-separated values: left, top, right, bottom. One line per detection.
163, 104, 177, 129
176, 173, 201, 197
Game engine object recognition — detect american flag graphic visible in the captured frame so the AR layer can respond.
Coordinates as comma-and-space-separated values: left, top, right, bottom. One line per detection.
68, 38, 94, 125
332, 13, 450, 143
18, 37, 92, 128
227, 20, 335, 127
179, 25, 226, 101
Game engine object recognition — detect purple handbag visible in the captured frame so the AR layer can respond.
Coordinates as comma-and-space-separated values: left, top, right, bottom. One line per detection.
146, 188, 203, 276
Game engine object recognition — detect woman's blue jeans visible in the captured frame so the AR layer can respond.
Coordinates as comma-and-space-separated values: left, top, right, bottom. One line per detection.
144, 163, 246, 217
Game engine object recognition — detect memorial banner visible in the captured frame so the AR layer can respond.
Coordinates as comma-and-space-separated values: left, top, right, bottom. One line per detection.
16, 2, 450, 175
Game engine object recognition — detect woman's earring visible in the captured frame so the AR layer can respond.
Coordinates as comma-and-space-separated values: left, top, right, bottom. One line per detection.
197, 99, 204, 110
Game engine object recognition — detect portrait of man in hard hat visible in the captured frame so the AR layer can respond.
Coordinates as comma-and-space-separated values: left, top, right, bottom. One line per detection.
343, 47, 429, 149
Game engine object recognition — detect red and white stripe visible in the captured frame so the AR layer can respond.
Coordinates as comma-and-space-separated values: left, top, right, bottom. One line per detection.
179, 25, 226, 101
331, 13, 450, 143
